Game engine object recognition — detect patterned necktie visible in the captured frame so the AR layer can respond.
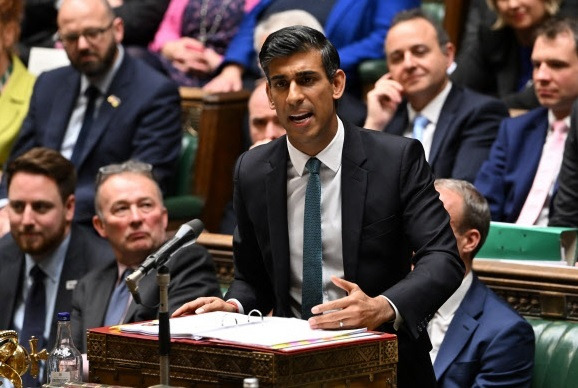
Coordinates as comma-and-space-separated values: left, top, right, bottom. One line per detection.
104, 269, 133, 326
71, 85, 100, 165
302, 157, 322, 320
412, 114, 429, 142
21, 265, 46, 387
516, 120, 569, 225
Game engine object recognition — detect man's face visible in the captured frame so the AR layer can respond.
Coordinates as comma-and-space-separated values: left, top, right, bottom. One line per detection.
93, 173, 167, 266
532, 32, 578, 116
386, 18, 453, 108
495, 0, 547, 30
249, 83, 286, 145
8, 172, 74, 259
266, 50, 345, 156
57, 0, 123, 78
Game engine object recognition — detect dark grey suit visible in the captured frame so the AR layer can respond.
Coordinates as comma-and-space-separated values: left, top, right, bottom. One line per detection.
71, 244, 222, 352
226, 120, 464, 387
0, 225, 113, 351
384, 84, 508, 183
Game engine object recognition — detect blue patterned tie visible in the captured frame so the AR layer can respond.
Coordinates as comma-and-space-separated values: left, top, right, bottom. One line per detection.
302, 158, 322, 320
412, 114, 429, 142
21, 265, 46, 387
104, 269, 133, 326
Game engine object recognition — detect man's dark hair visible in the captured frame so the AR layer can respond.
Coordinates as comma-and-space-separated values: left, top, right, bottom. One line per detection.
534, 16, 578, 55
259, 25, 340, 82
6, 147, 77, 202
391, 8, 450, 52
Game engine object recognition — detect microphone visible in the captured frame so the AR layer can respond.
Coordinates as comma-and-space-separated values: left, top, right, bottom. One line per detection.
126, 219, 204, 304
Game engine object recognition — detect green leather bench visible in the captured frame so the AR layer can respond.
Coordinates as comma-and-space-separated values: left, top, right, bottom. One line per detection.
527, 318, 578, 388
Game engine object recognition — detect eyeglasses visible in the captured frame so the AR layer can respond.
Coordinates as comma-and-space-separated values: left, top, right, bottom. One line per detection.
58, 21, 114, 46
95, 161, 154, 187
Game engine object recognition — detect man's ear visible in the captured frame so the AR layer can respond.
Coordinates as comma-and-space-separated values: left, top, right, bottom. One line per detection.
92, 215, 107, 239
266, 83, 275, 109
332, 69, 346, 100
461, 228, 481, 255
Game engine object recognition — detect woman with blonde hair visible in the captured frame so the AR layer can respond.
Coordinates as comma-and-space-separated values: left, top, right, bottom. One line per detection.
0, 0, 35, 168
451, 0, 561, 110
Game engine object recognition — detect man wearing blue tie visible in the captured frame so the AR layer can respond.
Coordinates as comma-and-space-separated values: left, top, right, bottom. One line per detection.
364, 9, 508, 183
173, 25, 464, 387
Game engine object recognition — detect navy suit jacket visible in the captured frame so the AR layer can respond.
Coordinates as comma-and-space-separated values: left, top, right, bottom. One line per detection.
226, 120, 464, 387
434, 275, 534, 387
0, 225, 113, 351
71, 243, 222, 353
475, 107, 554, 222
384, 84, 508, 183
1, 52, 182, 223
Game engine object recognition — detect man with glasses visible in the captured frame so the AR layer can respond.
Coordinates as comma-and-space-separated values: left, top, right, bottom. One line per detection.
0, 0, 181, 233
71, 160, 221, 354
0, 147, 113, 386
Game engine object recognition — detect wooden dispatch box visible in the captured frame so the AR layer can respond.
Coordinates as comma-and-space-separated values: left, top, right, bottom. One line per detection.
87, 327, 398, 387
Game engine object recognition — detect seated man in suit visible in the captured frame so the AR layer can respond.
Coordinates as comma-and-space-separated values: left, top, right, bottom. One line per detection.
71, 160, 222, 353
0, 147, 112, 386
173, 25, 465, 387
475, 17, 578, 225
432, 178, 535, 387
364, 8, 508, 183
0, 0, 182, 234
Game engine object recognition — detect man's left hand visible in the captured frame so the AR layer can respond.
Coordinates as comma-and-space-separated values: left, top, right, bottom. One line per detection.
308, 276, 394, 330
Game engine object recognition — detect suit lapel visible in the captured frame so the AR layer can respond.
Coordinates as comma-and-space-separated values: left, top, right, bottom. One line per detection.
429, 85, 458, 166
385, 104, 410, 136
0, 243, 24, 329
124, 270, 157, 322
434, 276, 486, 379
341, 124, 368, 282
75, 55, 133, 167
45, 71, 80, 149
266, 141, 291, 311
88, 263, 117, 329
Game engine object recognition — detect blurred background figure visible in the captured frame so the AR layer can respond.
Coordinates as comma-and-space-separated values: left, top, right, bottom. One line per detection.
451, 0, 561, 110
0, 0, 36, 169
219, 79, 286, 234
148, 0, 246, 86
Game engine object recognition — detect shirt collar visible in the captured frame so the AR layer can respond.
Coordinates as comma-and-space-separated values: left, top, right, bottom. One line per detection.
547, 109, 571, 130
437, 271, 473, 319
25, 232, 71, 283
80, 44, 124, 95
408, 81, 452, 125
286, 117, 344, 177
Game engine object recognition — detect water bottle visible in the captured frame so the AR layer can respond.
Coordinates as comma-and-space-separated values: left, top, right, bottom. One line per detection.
46, 312, 83, 386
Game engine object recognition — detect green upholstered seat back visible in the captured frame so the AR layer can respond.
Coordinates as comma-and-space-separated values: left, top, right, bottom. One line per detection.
527, 318, 578, 388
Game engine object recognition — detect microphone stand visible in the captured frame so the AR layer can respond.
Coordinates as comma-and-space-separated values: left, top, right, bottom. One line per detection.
157, 265, 171, 387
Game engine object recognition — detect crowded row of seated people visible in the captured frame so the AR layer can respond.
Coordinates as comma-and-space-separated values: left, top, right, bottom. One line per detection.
0, 0, 577, 387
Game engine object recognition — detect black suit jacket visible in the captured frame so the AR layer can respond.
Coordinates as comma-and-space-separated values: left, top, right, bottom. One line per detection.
384, 84, 508, 183
1, 52, 182, 224
71, 244, 222, 353
550, 100, 578, 227
0, 225, 113, 350
226, 120, 464, 387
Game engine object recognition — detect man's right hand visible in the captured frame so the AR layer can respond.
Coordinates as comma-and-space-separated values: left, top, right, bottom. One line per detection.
172, 297, 237, 317
203, 64, 244, 93
364, 73, 404, 130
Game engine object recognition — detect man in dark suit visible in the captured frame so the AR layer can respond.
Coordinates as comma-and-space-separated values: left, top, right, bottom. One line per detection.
0, 148, 112, 385
364, 9, 508, 183
0, 0, 181, 229
71, 160, 221, 353
475, 17, 578, 225
173, 25, 464, 387
432, 179, 534, 387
